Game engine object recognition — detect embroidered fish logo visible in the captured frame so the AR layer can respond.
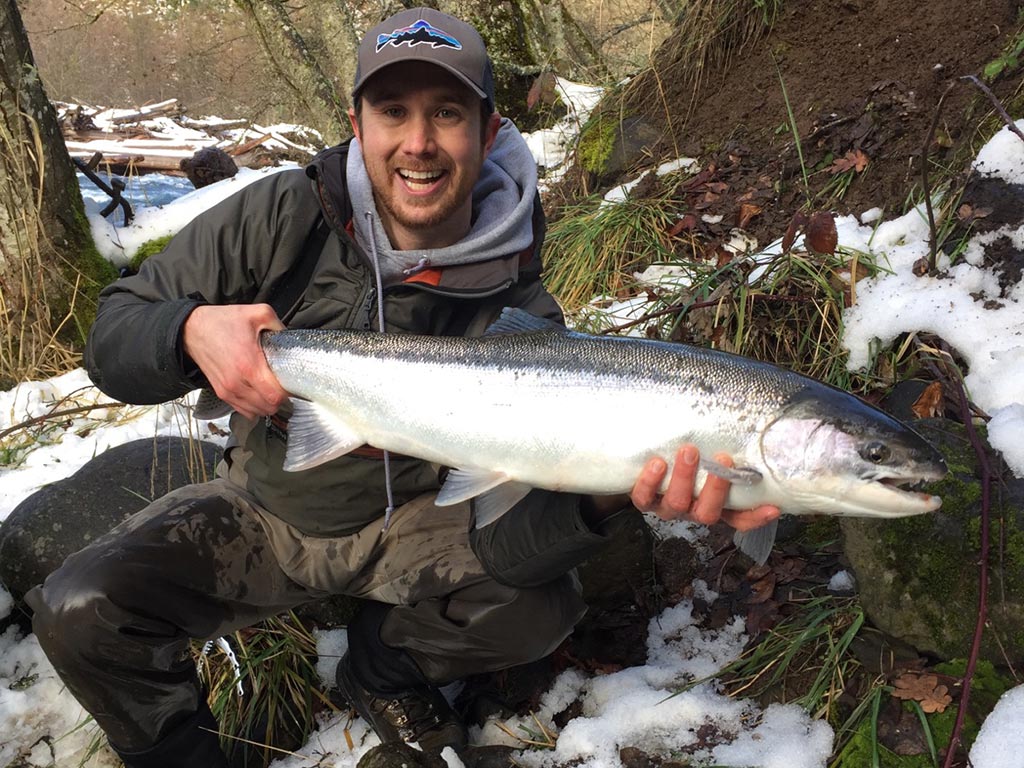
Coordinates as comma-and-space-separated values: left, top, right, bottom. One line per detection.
376, 19, 462, 52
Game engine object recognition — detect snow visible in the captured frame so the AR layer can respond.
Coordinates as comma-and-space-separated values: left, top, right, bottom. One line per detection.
0, 96, 1022, 767
970, 684, 1024, 768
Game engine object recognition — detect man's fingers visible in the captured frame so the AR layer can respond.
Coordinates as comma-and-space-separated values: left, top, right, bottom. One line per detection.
721, 505, 781, 532
630, 457, 667, 512
688, 452, 733, 525
660, 445, 698, 513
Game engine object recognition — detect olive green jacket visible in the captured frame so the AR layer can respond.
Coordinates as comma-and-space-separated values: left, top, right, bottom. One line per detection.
85, 140, 620, 586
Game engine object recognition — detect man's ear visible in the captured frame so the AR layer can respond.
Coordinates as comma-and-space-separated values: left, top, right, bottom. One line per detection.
348, 107, 360, 140
482, 111, 502, 157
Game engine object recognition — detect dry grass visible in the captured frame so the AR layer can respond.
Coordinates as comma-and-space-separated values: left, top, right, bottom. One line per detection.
0, 108, 83, 390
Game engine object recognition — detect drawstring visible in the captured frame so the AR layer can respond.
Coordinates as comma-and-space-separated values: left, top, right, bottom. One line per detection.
365, 211, 397, 531
403, 256, 432, 276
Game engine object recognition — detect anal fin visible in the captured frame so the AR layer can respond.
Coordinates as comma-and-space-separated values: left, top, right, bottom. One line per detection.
733, 518, 779, 565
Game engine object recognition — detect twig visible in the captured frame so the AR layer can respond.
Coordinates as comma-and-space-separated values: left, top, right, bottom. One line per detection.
598, 293, 810, 335
0, 403, 125, 441
921, 82, 957, 272
941, 358, 993, 768
959, 74, 1024, 144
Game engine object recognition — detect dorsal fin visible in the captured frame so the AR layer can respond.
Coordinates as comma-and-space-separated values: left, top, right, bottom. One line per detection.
484, 307, 567, 336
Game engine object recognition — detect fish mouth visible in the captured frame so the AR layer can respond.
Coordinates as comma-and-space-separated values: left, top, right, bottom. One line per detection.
841, 469, 946, 517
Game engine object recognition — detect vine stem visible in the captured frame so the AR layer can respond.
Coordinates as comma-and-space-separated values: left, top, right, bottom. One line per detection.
941, 363, 992, 768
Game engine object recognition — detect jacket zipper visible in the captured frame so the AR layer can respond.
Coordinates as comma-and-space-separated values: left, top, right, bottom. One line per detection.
359, 284, 378, 331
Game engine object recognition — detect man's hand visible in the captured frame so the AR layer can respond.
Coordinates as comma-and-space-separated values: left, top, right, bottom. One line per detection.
183, 304, 287, 420
631, 444, 779, 531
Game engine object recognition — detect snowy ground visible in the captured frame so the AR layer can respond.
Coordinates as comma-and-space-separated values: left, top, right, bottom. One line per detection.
1, 91, 1023, 767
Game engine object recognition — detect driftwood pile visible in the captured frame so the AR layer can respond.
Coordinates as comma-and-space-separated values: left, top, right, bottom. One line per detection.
57, 98, 323, 176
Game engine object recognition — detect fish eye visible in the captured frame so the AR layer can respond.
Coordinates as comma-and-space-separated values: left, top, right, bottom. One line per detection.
860, 441, 891, 464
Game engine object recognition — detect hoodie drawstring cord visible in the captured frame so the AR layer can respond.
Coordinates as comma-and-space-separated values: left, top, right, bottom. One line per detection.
365, 211, 397, 531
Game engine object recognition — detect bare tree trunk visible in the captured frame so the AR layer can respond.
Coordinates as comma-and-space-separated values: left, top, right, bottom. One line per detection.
233, 0, 349, 144
0, 0, 113, 387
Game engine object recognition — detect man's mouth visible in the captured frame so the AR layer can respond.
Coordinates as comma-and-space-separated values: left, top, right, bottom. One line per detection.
397, 168, 445, 189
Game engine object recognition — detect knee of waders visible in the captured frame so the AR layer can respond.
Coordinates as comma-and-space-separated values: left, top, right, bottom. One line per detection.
497, 573, 588, 667
27, 553, 142, 669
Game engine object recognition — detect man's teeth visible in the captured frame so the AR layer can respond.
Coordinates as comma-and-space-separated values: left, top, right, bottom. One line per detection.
400, 169, 442, 181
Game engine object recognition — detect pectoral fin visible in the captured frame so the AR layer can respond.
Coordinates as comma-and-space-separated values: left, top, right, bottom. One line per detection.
733, 519, 779, 565
193, 388, 232, 420
283, 399, 364, 472
700, 457, 763, 486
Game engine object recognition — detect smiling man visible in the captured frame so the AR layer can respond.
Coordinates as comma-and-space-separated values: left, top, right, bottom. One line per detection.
26, 8, 776, 767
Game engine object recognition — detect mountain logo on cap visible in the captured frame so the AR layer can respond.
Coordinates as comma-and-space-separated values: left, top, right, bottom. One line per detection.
375, 19, 463, 52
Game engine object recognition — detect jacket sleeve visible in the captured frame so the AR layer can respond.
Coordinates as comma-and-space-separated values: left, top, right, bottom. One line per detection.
85, 169, 320, 404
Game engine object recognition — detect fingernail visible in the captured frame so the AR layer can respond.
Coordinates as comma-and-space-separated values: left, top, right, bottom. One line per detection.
682, 445, 699, 466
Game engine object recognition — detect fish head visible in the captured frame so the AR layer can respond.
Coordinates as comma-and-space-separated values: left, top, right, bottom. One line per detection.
758, 392, 948, 517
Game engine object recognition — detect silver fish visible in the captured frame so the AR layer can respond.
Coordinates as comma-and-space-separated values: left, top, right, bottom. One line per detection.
196, 309, 947, 563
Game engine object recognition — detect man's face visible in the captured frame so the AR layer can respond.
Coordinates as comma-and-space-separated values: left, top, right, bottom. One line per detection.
350, 61, 500, 250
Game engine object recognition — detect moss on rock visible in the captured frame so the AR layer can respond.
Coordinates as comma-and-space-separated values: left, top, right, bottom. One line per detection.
576, 114, 620, 177
130, 234, 175, 272
840, 419, 1024, 665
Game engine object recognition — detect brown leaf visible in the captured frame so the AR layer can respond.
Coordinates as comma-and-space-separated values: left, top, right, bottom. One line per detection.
714, 245, 735, 268
782, 211, 808, 254
891, 673, 952, 713
748, 573, 777, 604
806, 211, 838, 254
828, 149, 870, 174
920, 686, 952, 713
737, 202, 763, 230
669, 213, 699, 237
745, 600, 781, 636
526, 71, 559, 110
746, 564, 772, 581
911, 381, 943, 419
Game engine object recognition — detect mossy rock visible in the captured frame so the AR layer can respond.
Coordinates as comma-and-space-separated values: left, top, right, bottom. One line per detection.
841, 418, 1024, 664
576, 109, 661, 183
129, 233, 175, 272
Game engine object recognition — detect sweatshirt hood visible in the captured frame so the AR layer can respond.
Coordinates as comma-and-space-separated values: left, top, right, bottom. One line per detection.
346, 118, 538, 283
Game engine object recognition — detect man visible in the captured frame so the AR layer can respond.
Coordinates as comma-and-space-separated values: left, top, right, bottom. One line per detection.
27, 8, 778, 767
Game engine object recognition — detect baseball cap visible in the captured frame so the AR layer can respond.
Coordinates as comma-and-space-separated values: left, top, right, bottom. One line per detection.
352, 7, 495, 112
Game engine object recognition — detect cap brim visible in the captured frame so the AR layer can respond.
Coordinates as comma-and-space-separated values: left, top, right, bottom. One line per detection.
352, 58, 488, 104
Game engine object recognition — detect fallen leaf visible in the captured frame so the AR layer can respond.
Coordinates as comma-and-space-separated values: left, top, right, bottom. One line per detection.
828, 149, 870, 174
806, 211, 838, 254
891, 673, 953, 714
737, 202, 763, 230
669, 213, 699, 237
526, 71, 559, 110
748, 573, 777, 604
782, 211, 808, 254
911, 381, 943, 418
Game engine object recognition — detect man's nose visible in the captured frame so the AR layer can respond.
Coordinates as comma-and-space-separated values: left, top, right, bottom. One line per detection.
402, 115, 436, 155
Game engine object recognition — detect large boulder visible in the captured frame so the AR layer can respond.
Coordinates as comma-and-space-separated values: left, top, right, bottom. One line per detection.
0, 436, 222, 605
841, 418, 1024, 665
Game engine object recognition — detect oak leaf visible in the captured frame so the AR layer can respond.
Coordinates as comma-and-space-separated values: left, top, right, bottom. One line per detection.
891, 673, 952, 714
828, 149, 869, 174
